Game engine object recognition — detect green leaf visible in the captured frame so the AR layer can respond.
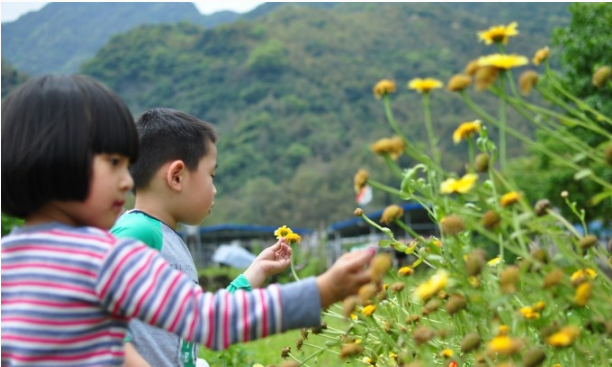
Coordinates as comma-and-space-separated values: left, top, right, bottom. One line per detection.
573, 169, 592, 180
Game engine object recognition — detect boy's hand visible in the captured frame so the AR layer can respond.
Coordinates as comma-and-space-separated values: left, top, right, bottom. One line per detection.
316, 248, 376, 308
243, 239, 292, 288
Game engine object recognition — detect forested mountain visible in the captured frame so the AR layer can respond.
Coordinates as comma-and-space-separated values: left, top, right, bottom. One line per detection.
2, 3, 571, 228
1, 58, 28, 98
0, 2, 237, 75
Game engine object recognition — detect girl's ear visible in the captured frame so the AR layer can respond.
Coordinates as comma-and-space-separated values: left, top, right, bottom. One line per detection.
166, 160, 185, 191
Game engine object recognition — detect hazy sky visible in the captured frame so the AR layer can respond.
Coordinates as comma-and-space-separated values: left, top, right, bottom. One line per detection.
0, 1, 266, 23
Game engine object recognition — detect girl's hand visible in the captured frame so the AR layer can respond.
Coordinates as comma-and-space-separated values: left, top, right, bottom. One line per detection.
242, 239, 292, 288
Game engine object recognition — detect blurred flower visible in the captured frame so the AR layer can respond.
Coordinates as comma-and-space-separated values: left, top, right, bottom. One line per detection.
546, 325, 580, 347
371, 136, 405, 160
534, 198, 551, 216
412, 325, 436, 346
474, 65, 499, 90
523, 347, 546, 367
343, 296, 359, 318
285, 232, 301, 245
592, 65, 611, 87
575, 282, 592, 306
500, 265, 520, 293
475, 153, 490, 172
445, 293, 466, 316
340, 343, 364, 359
487, 257, 502, 267
415, 270, 448, 301
408, 78, 443, 93
579, 234, 598, 249
519, 70, 539, 95
358, 283, 378, 304
532, 46, 549, 66
478, 54, 529, 70
543, 268, 564, 289
389, 351, 397, 361
487, 335, 523, 355
478, 21, 519, 45
533, 301, 546, 311
497, 325, 509, 336
440, 173, 478, 194
398, 266, 414, 276
362, 356, 374, 365
500, 191, 521, 207
570, 268, 597, 284
519, 306, 540, 319
440, 349, 454, 358
373, 79, 396, 98
354, 169, 369, 194
361, 304, 376, 316
274, 225, 293, 239
481, 210, 501, 230
460, 332, 481, 353
453, 120, 482, 143
441, 215, 466, 236
447, 74, 472, 92
380, 204, 404, 224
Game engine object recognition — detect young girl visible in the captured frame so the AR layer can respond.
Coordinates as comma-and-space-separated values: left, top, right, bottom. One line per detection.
1, 75, 375, 367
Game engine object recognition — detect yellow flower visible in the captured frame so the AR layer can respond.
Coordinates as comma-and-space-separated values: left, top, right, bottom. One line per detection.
500, 191, 521, 207
570, 268, 597, 283
274, 225, 293, 239
453, 120, 482, 144
380, 204, 404, 225
350, 313, 357, 320
415, 270, 448, 301
362, 356, 374, 365
468, 276, 480, 288
518, 70, 539, 96
487, 335, 523, 355
533, 301, 546, 311
497, 325, 509, 336
478, 21, 519, 45
440, 173, 478, 194
532, 46, 549, 66
447, 74, 472, 92
397, 266, 414, 276
361, 304, 376, 316
373, 79, 396, 99
285, 232, 301, 245
487, 257, 502, 267
354, 169, 369, 194
389, 351, 397, 360
575, 282, 592, 306
440, 349, 454, 358
371, 136, 405, 160
478, 54, 529, 70
519, 306, 540, 319
546, 326, 580, 347
408, 77, 443, 93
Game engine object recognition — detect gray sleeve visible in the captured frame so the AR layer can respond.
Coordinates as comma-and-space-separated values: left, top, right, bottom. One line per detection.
277, 276, 322, 330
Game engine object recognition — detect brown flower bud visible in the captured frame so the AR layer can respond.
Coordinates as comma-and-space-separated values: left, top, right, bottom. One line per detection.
481, 210, 501, 231
605, 144, 612, 166
412, 326, 435, 346
532, 46, 549, 66
466, 249, 487, 276
381, 204, 404, 225
406, 314, 421, 325
534, 199, 551, 216
296, 338, 303, 351
422, 298, 441, 315
441, 215, 466, 236
447, 74, 472, 92
461, 332, 481, 353
278, 361, 299, 367
592, 65, 611, 88
340, 343, 364, 359
300, 328, 308, 340
445, 293, 467, 316
579, 235, 598, 249
390, 282, 405, 293
543, 268, 564, 289
281, 346, 291, 359
523, 347, 546, 367
531, 248, 549, 264
500, 265, 520, 294
518, 70, 539, 96
342, 295, 359, 319
474, 65, 498, 91
358, 283, 378, 304
353, 208, 364, 217
465, 59, 480, 76
474, 153, 489, 172
370, 254, 392, 283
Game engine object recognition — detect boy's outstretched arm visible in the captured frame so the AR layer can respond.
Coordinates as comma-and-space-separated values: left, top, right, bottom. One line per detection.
241, 239, 292, 288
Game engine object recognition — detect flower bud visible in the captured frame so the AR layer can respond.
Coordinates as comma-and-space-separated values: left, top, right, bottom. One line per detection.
500, 265, 520, 294
371, 254, 393, 282
543, 268, 564, 289
534, 199, 551, 216
523, 347, 546, 367
474, 65, 498, 91
441, 215, 466, 236
354, 208, 364, 217
445, 293, 467, 316
296, 338, 303, 351
447, 74, 472, 92
461, 332, 481, 353
340, 343, 364, 359
518, 70, 538, 95
342, 295, 359, 318
390, 282, 405, 293
412, 326, 435, 346
579, 234, 598, 249
281, 346, 291, 359
381, 204, 404, 225
465, 59, 480, 75
592, 65, 611, 88
532, 46, 549, 66
474, 153, 489, 172
481, 210, 501, 231
422, 298, 441, 315
466, 249, 487, 276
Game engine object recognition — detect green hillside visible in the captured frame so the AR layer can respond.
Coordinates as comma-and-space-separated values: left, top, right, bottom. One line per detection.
0, 2, 234, 75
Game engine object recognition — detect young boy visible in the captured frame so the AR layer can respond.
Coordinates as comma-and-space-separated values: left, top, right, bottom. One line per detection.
111, 108, 293, 367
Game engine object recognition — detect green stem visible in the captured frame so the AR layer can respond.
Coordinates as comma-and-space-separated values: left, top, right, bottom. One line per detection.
468, 138, 475, 173
290, 254, 300, 281
422, 93, 440, 165
498, 72, 507, 171
367, 178, 404, 196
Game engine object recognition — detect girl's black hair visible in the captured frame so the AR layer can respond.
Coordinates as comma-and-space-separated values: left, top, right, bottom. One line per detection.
1, 74, 139, 218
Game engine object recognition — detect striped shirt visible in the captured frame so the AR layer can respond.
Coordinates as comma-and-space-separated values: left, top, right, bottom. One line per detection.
1, 223, 321, 367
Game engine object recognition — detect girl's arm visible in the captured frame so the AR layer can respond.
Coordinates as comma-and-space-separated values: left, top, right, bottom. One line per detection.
96, 238, 322, 351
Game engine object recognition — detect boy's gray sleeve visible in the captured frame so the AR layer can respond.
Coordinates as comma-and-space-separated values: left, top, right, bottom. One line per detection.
277, 276, 322, 330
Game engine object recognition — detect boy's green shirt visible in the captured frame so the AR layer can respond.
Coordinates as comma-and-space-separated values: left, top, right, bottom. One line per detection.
111, 210, 251, 367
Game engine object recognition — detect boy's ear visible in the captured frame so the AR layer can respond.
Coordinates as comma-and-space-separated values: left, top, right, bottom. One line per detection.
166, 160, 186, 191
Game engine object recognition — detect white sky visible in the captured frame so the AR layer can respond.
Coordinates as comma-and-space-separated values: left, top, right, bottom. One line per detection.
0, 2, 266, 23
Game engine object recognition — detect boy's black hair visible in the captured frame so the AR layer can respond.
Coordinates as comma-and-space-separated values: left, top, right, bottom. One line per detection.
130, 108, 217, 190
1, 74, 138, 218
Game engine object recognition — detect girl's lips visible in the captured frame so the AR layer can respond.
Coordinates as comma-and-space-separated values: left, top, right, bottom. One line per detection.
113, 200, 125, 207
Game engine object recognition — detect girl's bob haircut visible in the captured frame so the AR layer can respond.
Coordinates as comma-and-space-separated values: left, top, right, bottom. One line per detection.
1, 74, 139, 218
